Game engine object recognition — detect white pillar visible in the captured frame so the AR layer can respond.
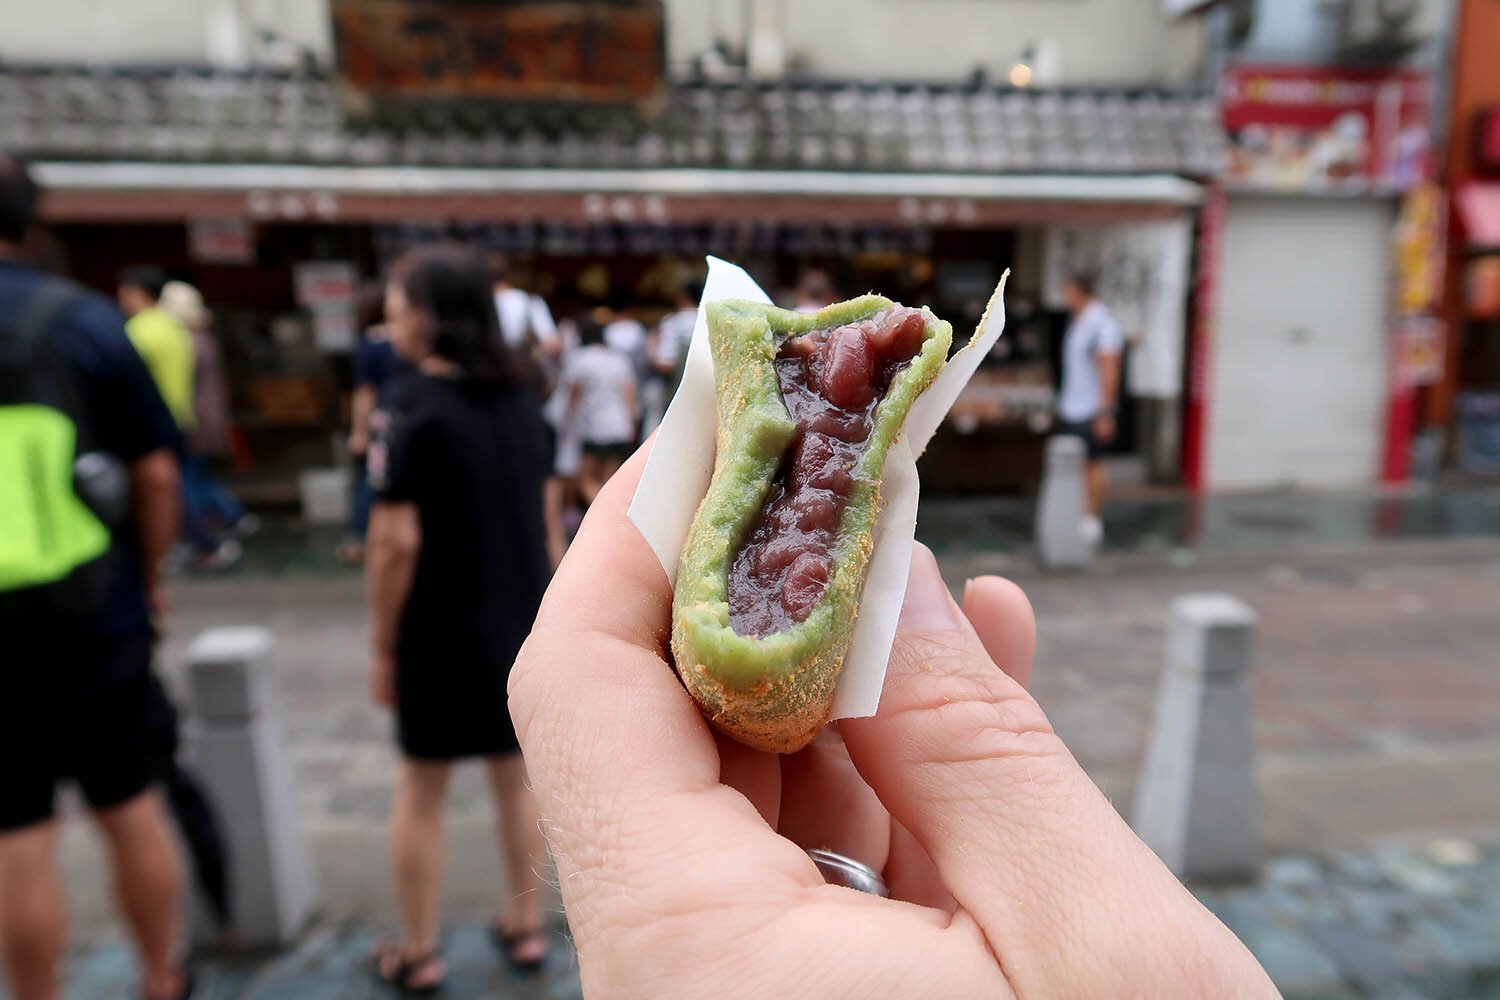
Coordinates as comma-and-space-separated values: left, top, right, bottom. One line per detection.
184, 627, 317, 947
1034, 433, 1091, 568
1132, 594, 1262, 880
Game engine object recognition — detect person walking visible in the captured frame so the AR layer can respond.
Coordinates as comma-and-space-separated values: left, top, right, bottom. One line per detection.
117, 266, 239, 572
339, 285, 405, 565
158, 281, 256, 541
558, 313, 637, 504
490, 254, 560, 384
1056, 271, 1123, 545
0, 152, 194, 1000
364, 244, 553, 992
793, 268, 835, 314
641, 278, 701, 435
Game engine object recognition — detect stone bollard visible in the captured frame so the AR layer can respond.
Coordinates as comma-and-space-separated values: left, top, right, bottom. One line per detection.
183, 627, 316, 948
1132, 594, 1262, 881
1034, 433, 1091, 568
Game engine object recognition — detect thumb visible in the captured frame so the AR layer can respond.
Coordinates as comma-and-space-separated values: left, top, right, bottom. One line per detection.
842, 546, 1266, 997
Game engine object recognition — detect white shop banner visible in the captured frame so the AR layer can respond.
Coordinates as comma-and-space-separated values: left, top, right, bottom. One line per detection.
1042, 217, 1192, 400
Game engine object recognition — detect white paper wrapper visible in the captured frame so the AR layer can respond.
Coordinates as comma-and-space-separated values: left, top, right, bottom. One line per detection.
628, 256, 1008, 720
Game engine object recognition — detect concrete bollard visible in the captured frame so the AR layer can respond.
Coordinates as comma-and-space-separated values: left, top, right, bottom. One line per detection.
183, 627, 317, 948
1034, 434, 1091, 568
1132, 594, 1262, 881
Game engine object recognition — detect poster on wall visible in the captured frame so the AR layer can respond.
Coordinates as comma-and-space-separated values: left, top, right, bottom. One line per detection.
188, 217, 255, 264
1394, 183, 1446, 316
293, 261, 359, 352
1221, 65, 1432, 192
1393, 316, 1445, 387
1041, 217, 1193, 400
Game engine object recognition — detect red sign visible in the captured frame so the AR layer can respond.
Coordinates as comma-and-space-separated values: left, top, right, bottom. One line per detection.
187, 217, 255, 264
331, 0, 663, 105
1221, 65, 1432, 192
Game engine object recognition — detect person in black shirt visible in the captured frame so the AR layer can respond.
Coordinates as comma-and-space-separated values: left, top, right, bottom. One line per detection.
0, 154, 193, 1000
365, 245, 552, 990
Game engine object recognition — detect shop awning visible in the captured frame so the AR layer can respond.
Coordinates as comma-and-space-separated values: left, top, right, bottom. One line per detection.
34, 162, 1203, 225
1457, 182, 1500, 250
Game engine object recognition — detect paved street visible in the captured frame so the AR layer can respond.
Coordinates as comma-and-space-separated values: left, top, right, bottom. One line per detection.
34, 533, 1500, 998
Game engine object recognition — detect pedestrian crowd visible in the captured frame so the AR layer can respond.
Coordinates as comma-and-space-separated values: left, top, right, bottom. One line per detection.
0, 150, 1276, 1000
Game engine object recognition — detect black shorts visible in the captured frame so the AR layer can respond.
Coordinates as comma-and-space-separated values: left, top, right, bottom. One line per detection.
582, 440, 633, 462
0, 632, 160, 831
1055, 419, 1106, 459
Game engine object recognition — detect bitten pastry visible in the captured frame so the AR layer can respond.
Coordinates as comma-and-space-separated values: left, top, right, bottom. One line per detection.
671, 295, 953, 753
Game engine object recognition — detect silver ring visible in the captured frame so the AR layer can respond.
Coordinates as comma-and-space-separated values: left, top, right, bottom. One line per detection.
806, 848, 888, 897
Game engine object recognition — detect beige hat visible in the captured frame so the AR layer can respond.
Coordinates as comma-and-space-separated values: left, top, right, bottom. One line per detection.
160, 280, 211, 329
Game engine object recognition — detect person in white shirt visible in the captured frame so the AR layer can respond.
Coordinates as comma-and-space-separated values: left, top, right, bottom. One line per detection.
603, 307, 647, 359
490, 255, 560, 365
558, 316, 638, 503
1056, 272, 1124, 543
641, 279, 701, 436
793, 269, 835, 314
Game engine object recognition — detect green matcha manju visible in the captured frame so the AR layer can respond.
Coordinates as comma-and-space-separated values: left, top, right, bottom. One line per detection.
671, 295, 952, 752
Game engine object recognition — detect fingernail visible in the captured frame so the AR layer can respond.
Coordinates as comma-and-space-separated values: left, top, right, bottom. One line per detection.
900, 546, 962, 630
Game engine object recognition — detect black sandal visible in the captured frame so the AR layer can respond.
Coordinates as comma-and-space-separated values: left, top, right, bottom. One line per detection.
369, 941, 447, 995
489, 923, 550, 974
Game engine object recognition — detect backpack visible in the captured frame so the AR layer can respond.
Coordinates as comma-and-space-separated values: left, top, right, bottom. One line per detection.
0, 277, 123, 607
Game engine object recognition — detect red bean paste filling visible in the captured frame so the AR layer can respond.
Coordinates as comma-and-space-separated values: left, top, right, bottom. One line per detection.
726, 307, 927, 637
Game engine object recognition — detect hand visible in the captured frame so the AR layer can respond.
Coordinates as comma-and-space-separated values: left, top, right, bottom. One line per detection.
348, 430, 369, 457
369, 648, 396, 708
508, 448, 1275, 998
1093, 410, 1117, 444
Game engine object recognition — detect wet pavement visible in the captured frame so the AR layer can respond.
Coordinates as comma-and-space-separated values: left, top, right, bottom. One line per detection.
207, 485, 1500, 575
918, 485, 1500, 556
62, 924, 582, 999
51, 841, 1500, 999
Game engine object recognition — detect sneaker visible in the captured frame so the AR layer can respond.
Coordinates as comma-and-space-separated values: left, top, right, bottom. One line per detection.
1080, 515, 1103, 547
197, 538, 243, 573
232, 513, 262, 539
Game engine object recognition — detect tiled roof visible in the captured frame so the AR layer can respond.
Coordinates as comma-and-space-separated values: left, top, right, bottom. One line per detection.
0, 65, 1225, 176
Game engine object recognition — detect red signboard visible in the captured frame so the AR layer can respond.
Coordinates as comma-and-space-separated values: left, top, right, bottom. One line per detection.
331, 0, 664, 105
1221, 65, 1432, 192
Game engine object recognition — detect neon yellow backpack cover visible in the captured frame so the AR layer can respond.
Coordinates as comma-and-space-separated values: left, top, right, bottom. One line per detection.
0, 280, 111, 593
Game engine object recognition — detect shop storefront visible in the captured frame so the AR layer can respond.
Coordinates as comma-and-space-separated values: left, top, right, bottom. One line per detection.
31, 162, 1206, 497
8, 56, 1218, 499
1189, 63, 1435, 491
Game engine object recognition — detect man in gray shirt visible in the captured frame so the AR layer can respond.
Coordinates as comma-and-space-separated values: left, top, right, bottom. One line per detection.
1056, 272, 1123, 544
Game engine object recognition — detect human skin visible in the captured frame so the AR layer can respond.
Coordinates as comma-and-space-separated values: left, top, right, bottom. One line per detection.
508, 446, 1278, 1000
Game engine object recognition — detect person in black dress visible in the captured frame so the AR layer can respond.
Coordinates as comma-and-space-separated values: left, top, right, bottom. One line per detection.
364, 244, 552, 991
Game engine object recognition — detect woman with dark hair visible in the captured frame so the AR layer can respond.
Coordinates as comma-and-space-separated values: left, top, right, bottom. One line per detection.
364, 244, 552, 991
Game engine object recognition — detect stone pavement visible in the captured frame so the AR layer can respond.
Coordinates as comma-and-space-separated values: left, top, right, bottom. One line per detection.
61, 924, 583, 999
1200, 840, 1500, 1000
47, 841, 1500, 999
24, 532, 1500, 998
